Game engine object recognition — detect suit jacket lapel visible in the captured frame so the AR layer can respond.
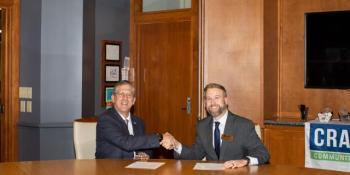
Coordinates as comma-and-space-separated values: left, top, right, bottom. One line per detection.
111, 108, 129, 132
130, 115, 139, 136
219, 112, 236, 160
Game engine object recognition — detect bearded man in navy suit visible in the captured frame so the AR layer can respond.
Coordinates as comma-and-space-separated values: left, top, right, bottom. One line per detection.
161, 83, 270, 169
96, 81, 164, 159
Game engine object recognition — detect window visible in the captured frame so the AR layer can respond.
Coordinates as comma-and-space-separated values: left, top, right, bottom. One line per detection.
142, 0, 191, 12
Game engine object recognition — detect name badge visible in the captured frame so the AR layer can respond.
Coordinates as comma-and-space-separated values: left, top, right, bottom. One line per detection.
221, 134, 234, 141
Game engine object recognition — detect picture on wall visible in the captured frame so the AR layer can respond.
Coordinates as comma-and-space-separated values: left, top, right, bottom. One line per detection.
105, 86, 114, 109
105, 65, 120, 82
102, 40, 121, 62
106, 44, 120, 61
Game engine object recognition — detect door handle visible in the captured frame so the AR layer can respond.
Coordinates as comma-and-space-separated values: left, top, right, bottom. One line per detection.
181, 97, 191, 115
0, 104, 4, 113
186, 97, 191, 114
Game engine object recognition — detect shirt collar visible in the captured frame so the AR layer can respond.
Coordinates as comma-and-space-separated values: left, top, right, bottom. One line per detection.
213, 110, 228, 124
117, 111, 131, 122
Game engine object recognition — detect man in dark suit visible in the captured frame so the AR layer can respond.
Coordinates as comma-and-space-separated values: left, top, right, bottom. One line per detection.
95, 81, 164, 159
161, 83, 270, 168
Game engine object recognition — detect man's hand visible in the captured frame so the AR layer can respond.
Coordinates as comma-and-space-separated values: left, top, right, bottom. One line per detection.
160, 132, 180, 150
134, 152, 150, 161
223, 159, 249, 169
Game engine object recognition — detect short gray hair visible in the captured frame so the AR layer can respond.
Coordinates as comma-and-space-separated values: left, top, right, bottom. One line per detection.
113, 81, 135, 96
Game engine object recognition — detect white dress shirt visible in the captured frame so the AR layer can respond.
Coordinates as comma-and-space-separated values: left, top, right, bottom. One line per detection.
212, 110, 228, 147
118, 112, 134, 136
118, 112, 136, 157
175, 110, 258, 165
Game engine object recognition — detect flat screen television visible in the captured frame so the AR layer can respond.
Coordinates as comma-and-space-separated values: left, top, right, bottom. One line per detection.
305, 10, 350, 89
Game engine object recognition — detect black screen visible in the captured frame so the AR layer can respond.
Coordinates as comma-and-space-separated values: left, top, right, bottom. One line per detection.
305, 10, 350, 89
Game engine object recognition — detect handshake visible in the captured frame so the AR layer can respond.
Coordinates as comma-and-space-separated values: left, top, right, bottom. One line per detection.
159, 132, 180, 150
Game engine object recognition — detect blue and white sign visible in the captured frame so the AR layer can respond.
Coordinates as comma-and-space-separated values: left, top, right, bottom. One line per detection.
305, 121, 350, 172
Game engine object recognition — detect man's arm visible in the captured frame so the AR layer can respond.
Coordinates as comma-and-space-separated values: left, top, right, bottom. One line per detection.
243, 122, 270, 164
223, 121, 269, 169
98, 116, 160, 151
161, 131, 206, 160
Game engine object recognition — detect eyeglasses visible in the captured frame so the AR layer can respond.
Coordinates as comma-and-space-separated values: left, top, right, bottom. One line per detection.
115, 92, 134, 99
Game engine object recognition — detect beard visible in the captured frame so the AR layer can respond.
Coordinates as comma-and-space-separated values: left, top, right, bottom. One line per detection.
206, 104, 227, 117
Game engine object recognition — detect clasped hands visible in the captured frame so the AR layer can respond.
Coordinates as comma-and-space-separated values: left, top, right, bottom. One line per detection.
159, 132, 249, 169
159, 132, 180, 150
134, 132, 177, 160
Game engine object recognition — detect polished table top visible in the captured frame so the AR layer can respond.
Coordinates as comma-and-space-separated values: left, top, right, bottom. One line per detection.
0, 159, 347, 175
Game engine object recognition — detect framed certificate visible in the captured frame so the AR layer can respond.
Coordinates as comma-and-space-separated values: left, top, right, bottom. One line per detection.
105, 65, 120, 82
102, 40, 121, 62
106, 44, 120, 61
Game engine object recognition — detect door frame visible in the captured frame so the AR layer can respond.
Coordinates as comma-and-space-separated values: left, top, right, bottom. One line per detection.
0, 0, 20, 162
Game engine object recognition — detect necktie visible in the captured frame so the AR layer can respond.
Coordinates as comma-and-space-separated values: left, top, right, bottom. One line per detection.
125, 119, 132, 135
214, 121, 221, 158
125, 119, 129, 133
125, 119, 136, 157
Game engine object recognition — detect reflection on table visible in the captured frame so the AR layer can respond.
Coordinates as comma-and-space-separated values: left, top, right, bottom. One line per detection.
0, 159, 346, 175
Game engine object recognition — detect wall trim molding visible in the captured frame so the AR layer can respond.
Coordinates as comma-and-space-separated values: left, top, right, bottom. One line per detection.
18, 122, 72, 128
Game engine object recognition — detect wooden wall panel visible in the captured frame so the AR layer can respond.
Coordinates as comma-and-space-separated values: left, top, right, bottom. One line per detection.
264, 0, 278, 120
264, 125, 305, 166
203, 0, 263, 125
279, 0, 350, 119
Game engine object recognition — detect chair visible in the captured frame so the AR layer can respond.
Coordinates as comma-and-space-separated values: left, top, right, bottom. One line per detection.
255, 124, 262, 139
73, 117, 98, 159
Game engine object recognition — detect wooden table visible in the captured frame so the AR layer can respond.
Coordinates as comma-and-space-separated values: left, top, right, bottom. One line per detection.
0, 159, 346, 175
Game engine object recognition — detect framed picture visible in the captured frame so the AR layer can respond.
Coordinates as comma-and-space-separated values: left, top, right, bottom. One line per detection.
105, 65, 120, 82
106, 44, 120, 61
102, 40, 121, 62
105, 86, 114, 109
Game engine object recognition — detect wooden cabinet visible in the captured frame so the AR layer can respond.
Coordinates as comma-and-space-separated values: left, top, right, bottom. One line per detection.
263, 125, 305, 166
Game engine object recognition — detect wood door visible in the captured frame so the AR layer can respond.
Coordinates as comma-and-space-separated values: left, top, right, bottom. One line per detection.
0, 0, 20, 162
131, 0, 199, 157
